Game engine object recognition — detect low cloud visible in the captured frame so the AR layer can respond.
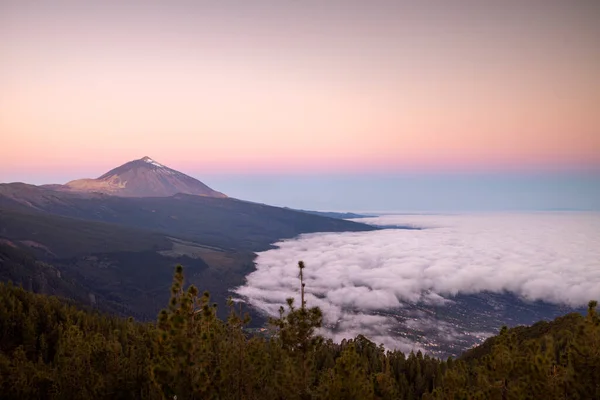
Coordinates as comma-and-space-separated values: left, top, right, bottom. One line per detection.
236, 213, 600, 352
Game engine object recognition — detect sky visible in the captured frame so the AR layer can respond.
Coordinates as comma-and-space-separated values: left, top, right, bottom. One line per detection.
1, 1, 599, 210
203, 172, 600, 212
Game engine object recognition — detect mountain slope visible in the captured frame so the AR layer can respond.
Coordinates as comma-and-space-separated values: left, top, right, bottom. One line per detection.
0, 185, 375, 252
0, 184, 376, 320
0, 243, 90, 302
57, 156, 226, 198
0, 157, 377, 320
0, 207, 172, 258
0, 207, 231, 319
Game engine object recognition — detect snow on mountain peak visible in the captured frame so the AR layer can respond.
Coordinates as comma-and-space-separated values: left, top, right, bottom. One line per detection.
140, 156, 164, 168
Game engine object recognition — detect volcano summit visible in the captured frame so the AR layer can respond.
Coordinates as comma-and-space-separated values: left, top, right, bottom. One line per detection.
57, 156, 226, 198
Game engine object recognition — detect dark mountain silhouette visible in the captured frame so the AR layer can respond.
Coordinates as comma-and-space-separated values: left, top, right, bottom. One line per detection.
0, 178, 376, 320
49, 156, 226, 198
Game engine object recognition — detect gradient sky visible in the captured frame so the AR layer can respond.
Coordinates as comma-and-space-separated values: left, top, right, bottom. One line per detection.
1, 1, 599, 210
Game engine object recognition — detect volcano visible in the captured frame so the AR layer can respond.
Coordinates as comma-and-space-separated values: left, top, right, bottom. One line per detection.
60, 156, 226, 198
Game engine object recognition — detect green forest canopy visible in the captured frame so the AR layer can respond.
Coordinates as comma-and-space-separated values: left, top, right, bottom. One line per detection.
0, 262, 598, 399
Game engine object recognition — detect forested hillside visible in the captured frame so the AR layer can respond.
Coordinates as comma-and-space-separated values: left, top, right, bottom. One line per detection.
0, 263, 598, 399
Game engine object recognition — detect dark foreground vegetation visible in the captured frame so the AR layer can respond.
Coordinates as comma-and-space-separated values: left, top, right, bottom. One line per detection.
1, 262, 598, 400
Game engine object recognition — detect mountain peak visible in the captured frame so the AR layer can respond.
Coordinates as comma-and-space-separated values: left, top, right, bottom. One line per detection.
60, 157, 226, 198
139, 156, 164, 167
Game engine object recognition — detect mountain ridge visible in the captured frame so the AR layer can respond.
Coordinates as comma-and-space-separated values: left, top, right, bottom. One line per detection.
49, 156, 226, 198
0, 179, 376, 320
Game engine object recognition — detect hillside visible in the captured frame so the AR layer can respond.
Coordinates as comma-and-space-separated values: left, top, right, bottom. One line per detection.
0, 243, 90, 304
0, 183, 375, 252
0, 207, 172, 258
0, 268, 597, 400
0, 208, 255, 319
459, 311, 586, 363
0, 184, 375, 320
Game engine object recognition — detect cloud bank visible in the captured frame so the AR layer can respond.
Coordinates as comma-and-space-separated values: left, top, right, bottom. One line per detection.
236, 213, 600, 352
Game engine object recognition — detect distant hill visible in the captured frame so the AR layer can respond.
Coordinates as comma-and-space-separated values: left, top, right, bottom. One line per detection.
290, 209, 373, 219
44, 156, 226, 198
459, 311, 585, 362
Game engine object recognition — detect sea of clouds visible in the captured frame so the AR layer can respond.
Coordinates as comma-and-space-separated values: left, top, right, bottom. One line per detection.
235, 213, 600, 351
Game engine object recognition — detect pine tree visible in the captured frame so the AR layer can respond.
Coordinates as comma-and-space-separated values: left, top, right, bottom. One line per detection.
568, 300, 600, 398
316, 341, 374, 400
1, 264, 599, 400
152, 265, 226, 399
269, 261, 323, 400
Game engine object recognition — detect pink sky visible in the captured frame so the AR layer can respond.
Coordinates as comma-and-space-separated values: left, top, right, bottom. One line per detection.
1, 1, 599, 182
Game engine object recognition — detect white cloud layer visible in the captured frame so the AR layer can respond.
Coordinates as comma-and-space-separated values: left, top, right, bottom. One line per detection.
236, 213, 600, 351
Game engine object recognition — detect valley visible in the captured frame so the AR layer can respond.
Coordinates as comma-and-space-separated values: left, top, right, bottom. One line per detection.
0, 157, 375, 322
